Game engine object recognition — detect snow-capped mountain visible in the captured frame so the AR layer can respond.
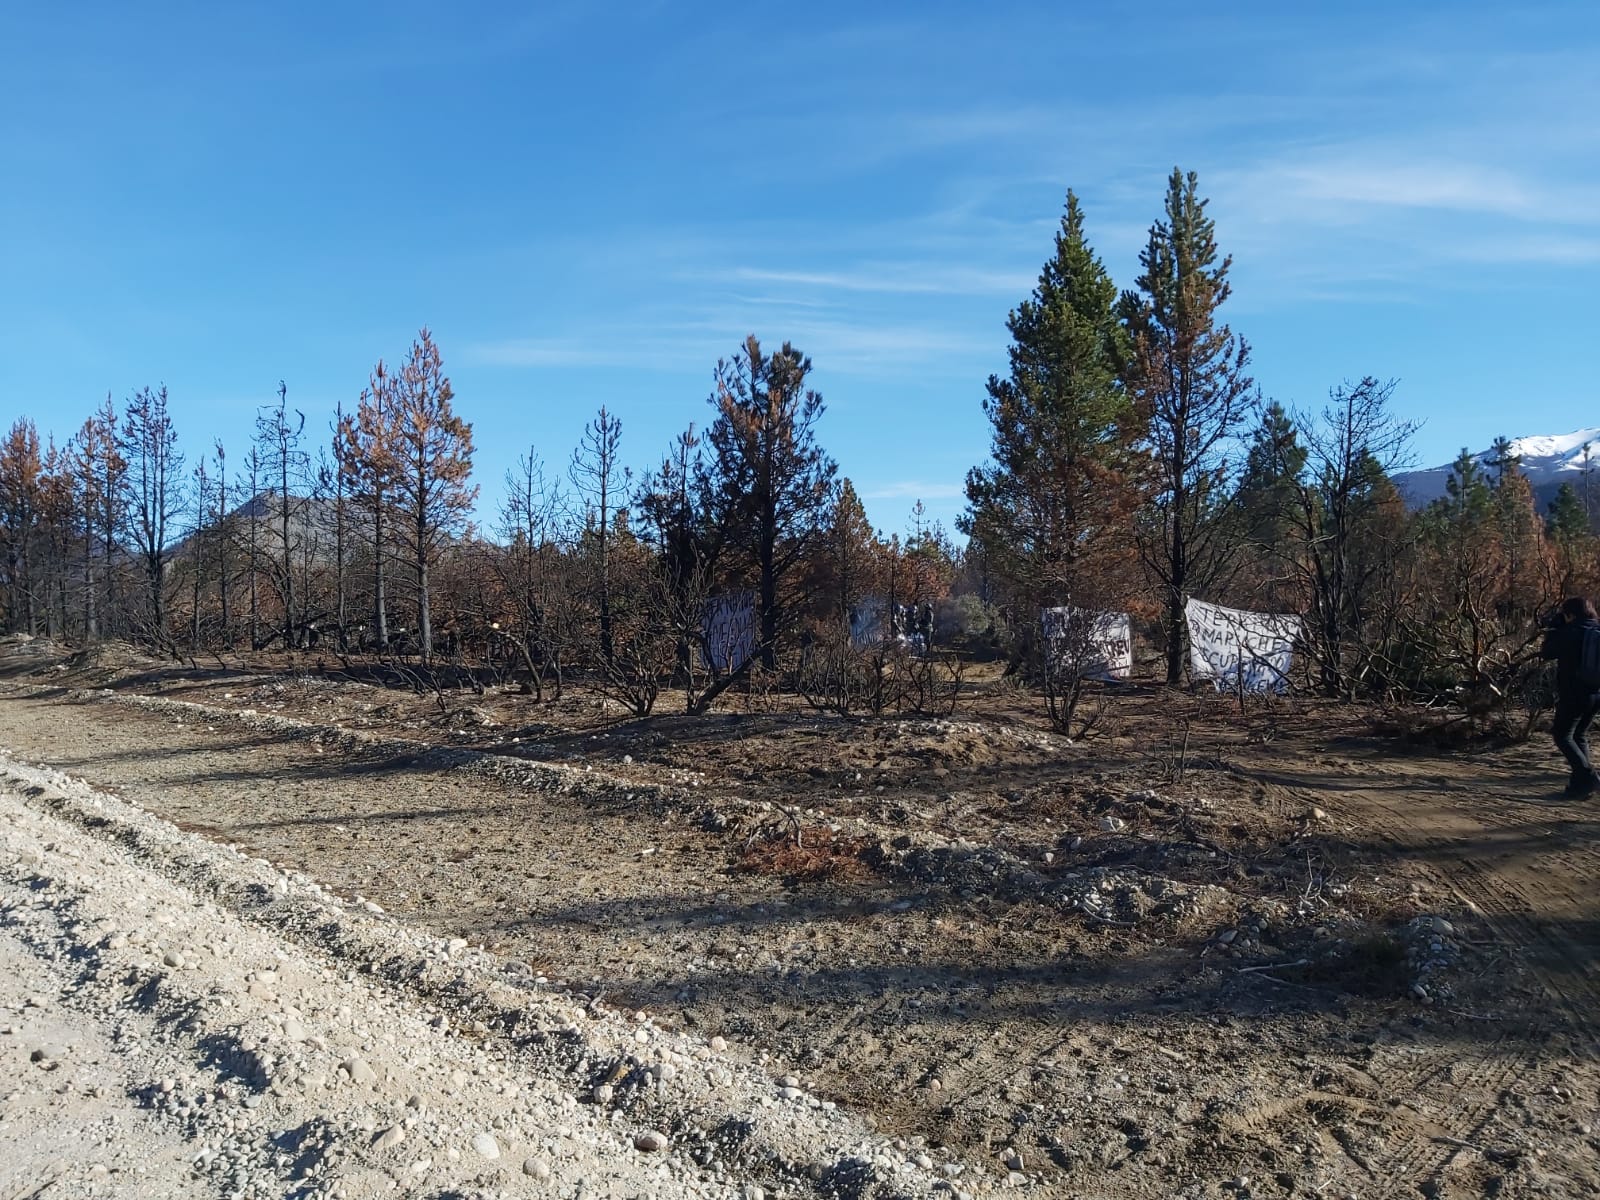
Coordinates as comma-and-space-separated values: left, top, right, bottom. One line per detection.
1393, 427, 1600, 509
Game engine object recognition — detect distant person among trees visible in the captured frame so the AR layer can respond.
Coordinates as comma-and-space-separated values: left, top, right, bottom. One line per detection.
1540, 597, 1600, 798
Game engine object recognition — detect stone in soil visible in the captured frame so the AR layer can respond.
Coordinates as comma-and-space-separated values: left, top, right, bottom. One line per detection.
374, 1125, 406, 1152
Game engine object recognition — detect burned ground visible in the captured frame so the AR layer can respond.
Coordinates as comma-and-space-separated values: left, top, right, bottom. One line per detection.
2, 636, 1597, 1198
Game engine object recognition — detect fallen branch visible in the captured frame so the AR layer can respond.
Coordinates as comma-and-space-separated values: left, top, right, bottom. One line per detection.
1237, 958, 1311, 974
1440, 1007, 1504, 1022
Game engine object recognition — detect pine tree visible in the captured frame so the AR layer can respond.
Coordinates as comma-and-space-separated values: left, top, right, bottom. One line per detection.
637, 425, 709, 682
0, 418, 44, 634
823, 479, 878, 623
119, 385, 186, 646
1413, 444, 1545, 700
36, 438, 74, 638
497, 447, 568, 698
325, 401, 352, 644
905, 499, 954, 609
1233, 401, 1306, 608
255, 382, 307, 649
1488, 447, 1549, 623
188, 455, 216, 650
1484, 436, 1520, 486
1547, 482, 1596, 594
389, 328, 475, 663
569, 407, 627, 666
71, 396, 126, 639
1580, 442, 1598, 528
1119, 169, 1255, 684
1441, 448, 1491, 525
963, 191, 1139, 619
1277, 378, 1417, 694
698, 336, 837, 669
638, 425, 704, 590
211, 441, 232, 645
1548, 482, 1589, 544
341, 360, 398, 650
241, 445, 265, 649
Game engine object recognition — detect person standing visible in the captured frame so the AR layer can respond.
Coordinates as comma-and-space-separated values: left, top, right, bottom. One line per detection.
1540, 597, 1600, 797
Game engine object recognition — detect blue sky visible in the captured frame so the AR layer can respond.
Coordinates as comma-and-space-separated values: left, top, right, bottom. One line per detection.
3, 1, 1597, 537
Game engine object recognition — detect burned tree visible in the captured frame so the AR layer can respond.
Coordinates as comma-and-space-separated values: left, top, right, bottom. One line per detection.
341, 360, 398, 652
254, 381, 308, 650
1120, 169, 1255, 685
569, 406, 626, 667
70, 398, 126, 640
119, 385, 186, 647
698, 336, 837, 670
0, 419, 44, 634
388, 329, 475, 664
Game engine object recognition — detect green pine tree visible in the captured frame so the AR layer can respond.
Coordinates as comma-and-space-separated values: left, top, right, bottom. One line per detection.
1440, 448, 1491, 526
1236, 402, 1306, 547
1548, 482, 1589, 545
824, 478, 879, 622
1484, 435, 1520, 486
1119, 168, 1255, 684
698, 336, 837, 670
962, 190, 1140, 618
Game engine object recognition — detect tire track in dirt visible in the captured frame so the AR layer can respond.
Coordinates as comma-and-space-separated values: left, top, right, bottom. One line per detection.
1370, 1038, 1537, 1200
1246, 753, 1600, 1196
1356, 799, 1600, 1047
1218, 1021, 1537, 1197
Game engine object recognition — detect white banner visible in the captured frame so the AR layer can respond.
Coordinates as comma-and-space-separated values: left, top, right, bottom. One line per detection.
849, 598, 932, 655
1040, 607, 1133, 681
1184, 598, 1300, 693
701, 592, 757, 673
848, 598, 887, 648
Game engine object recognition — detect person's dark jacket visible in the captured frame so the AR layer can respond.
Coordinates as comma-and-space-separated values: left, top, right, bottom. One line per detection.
1540, 618, 1600, 701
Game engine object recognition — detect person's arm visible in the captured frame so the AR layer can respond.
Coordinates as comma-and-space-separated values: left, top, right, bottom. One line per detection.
1539, 624, 1565, 661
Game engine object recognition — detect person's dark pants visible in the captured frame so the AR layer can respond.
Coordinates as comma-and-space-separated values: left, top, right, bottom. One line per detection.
1552, 693, 1600, 790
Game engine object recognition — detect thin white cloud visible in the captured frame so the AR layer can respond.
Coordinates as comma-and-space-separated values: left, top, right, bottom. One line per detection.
661, 311, 996, 376
465, 315, 995, 380
726, 264, 1033, 296
463, 336, 711, 371
1278, 161, 1542, 219
1455, 233, 1600, 266
762, 321, 994, 375
861, 481, 967, 502
722, 292, 839, 311
1201, 139, 1600, 302
1221, 150, 1595, 226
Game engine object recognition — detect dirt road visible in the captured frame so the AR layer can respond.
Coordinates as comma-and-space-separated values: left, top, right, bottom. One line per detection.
3, 661, 1598, 1198
1240, 748, 1600, 1197
0, 743, 948, 1200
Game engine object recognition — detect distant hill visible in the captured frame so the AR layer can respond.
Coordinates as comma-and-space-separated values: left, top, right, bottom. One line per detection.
174, 492, 487, 561
171, 492, 354, 561
1392, 427, 1600, 512
231, 492, 347, 545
